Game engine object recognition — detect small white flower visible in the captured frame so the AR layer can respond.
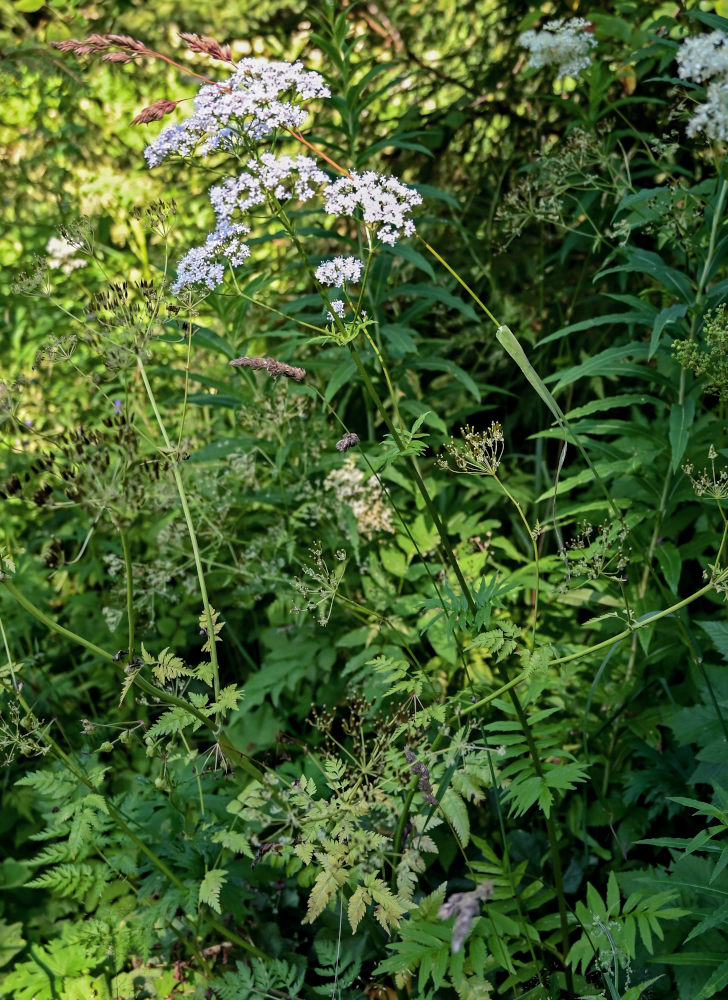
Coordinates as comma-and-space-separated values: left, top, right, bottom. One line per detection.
327, 299, 346, 320
686, 78, 728, 141
144, 58, 330, 167
676, 30, 728, 141
323, 170, 422, 245
46, 236, 87, 275
210, 153, 329, 227
315, 256, 363, 286
677, 30, 728, 84
172, 223, 251, 293
519, 18, 597, 79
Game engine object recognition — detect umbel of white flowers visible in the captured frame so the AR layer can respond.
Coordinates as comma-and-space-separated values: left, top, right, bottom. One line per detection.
142, 57, 422, 293
677, 29, 728, 142
518, 17, 597, 80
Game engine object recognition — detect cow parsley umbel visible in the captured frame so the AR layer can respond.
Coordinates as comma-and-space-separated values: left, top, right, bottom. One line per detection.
315, 256, 364, 287
173, 223, 251, 293
519, 18, 597, 80
322, 171, 422, 245
144, 58, 330, 166
677, 30, 728, 141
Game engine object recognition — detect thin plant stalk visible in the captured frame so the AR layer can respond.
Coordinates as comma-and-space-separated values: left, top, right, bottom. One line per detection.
136, 357, 221, 706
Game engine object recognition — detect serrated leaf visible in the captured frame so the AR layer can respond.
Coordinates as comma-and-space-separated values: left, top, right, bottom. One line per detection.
441, 788, 470, 847
348, 885, 369, 932
199, 868, 227, 914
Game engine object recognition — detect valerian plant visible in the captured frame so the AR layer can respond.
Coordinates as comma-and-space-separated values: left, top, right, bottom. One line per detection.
3, 4, 728, 1000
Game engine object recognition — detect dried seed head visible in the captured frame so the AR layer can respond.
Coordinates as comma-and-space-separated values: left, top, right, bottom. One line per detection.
131, 99, 180, 125
178, 32, 232, 63
51, 33, 147, 60
229, 356, 306, 381
336, 432, 359, 452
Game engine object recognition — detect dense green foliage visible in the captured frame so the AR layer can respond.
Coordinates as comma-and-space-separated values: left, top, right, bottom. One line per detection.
3, 1, 728, 997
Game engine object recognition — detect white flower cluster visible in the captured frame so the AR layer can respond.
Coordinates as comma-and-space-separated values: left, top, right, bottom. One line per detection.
518, 18, 597, 80
158, 56, 422, 292
677, 30, 728, 142
677, 30, 728, 84
210, 153, 329, 226
323, 171, 422, 245
144, 58, 330, 167
327, 299, 346, 320
315, 256, 363, 286
173, 223, 251, 293
46, 236, 87, 275
324, 455, 394, 538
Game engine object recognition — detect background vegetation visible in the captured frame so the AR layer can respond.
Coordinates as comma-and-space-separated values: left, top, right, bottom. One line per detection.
3, 0, 728, 997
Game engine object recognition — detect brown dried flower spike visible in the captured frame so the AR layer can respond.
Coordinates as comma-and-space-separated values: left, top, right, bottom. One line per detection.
131, 99, 180, 126
50, 33, 146, 64
178, 32, 232, 63
229, 356, 306, 381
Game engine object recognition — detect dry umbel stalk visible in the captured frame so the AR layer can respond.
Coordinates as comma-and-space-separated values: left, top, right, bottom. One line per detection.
229, 356, 306, 381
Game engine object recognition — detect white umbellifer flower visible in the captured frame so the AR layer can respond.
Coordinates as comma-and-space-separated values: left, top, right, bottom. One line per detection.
209, 153, 330, 227
172, 223, 251, 293
686, 79, 728, 141
518, 18, 597, 79
677, 30, 728, 84
315, 256, 363, 286
324, 455, 394, 538
144, 58, 330, 167
323, 170, 422, 245
327, 299, 346, 320
677, 30, 728, 142
46, 236, 87, 275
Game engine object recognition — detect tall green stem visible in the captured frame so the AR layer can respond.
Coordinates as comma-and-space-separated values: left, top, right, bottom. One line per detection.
349, 344, 574, 986
120, 528, 136, 658
136, 357, 221, 704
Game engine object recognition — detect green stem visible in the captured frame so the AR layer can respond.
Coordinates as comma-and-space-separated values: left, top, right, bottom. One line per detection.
120, 528, 136, 658
350, 350, 573, 984
136, 357, 221, 705
551, 570, 728, 668
494, 473, 540, 649
416, 234, 500, 327
2, 570, 269, 787
348, 346, 476, 614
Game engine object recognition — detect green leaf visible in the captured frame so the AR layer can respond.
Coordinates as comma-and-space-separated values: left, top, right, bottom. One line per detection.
441, 788, 470, 847
607, 870, 620, 915
386, 282, 478, 320
650, 304, 687, 359
384, 243, 436, 279
348, 885, 369, 932
409, 357, 481, 401
697, 620, 728, 660
596, 247, 694, 303
199, 868, 228, 914
0, 920, 26, 970
324, 357, 357, 403
669, 398, 695, 472
656, 541, 682, 593
544, 342, 650, 393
